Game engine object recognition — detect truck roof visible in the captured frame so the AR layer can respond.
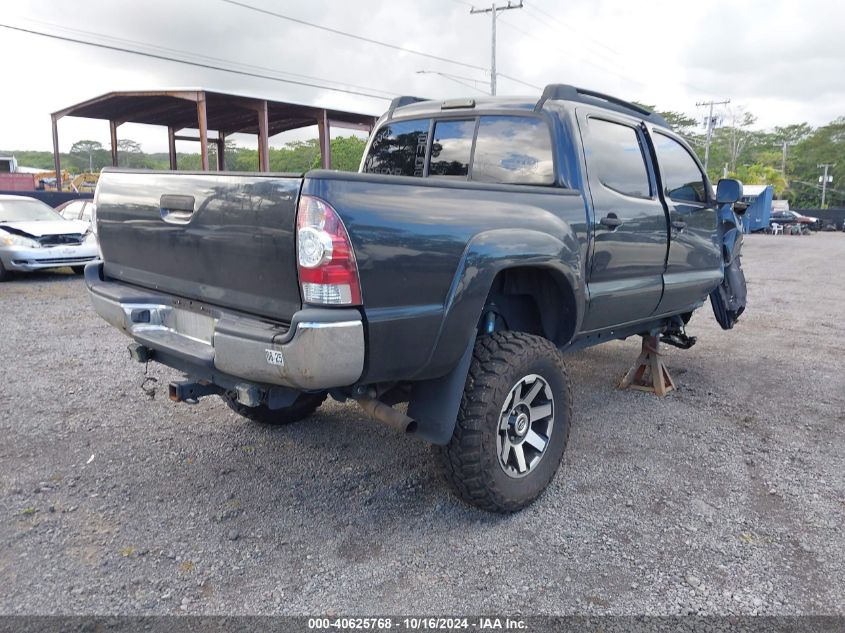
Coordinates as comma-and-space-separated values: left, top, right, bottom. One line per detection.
387, 84, 671, 129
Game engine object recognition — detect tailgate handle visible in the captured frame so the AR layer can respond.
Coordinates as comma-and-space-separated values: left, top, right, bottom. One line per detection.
160, 195, 195, 224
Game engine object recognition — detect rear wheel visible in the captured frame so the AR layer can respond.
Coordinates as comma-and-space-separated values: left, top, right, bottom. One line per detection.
437, 331, 572, 513
221, 392, 327, 426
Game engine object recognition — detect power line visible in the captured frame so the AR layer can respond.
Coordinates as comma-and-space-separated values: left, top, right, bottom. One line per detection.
11, 15, 398, 99
525, 2, 623, 59
0, 22, 394, 101
220, 0, 487, 72
792, 179, 845, 199
496, 16, 645, 89
496, 72, 540, 90
522, 1, 718, 96
417, 70, 489, 94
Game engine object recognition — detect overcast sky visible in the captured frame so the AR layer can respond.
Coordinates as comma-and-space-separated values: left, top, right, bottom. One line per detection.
2, 0, 843, 156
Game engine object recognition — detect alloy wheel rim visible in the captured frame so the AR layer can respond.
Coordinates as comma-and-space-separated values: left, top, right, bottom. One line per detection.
496, 373, 555, 479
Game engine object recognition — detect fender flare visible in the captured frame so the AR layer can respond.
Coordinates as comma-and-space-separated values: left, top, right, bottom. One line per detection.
409, 227, 584, 444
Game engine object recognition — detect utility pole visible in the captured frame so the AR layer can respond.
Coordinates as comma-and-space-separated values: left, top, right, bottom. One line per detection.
696, 98, 730, 172
818, 163, 835, 208
470, 1, 523, 95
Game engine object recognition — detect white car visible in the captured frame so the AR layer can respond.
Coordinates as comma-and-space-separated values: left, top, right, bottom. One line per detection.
0, 194, 99, 281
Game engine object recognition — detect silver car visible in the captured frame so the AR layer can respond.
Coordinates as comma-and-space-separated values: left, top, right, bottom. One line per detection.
0, 195, 99, 281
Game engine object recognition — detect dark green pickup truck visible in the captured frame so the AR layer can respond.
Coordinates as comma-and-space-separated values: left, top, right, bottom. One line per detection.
87, 84, 747, 512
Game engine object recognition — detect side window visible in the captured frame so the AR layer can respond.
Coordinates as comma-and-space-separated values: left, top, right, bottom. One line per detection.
81, 203, 93, 222
362, 118, 430, 177
61, 200, 83, 219
653, 132, 708, 203
429, 119, 474, 178
472, 116, 554, 185
585, 118, 651, 198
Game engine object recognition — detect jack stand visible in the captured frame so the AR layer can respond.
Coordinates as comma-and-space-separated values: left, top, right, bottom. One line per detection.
618, 335, 676, 397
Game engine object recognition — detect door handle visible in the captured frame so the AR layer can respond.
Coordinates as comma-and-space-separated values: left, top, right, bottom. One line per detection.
672, 220, 687, 231
599, 214, 624, 228
160, 194, 195, 225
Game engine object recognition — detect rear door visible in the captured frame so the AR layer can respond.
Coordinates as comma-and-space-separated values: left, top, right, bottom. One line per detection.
96, 170, 303, 321
577, 110, 668, 331
648, 130, 722, 315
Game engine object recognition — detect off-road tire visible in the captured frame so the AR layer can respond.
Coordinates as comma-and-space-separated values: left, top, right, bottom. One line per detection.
221, 392, 327, 425
437, 331, 572, 513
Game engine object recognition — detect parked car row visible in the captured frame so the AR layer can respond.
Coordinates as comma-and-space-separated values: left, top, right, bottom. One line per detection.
769, 210, 821, 235
765, 210, 823, 235
0, 194, 99, 281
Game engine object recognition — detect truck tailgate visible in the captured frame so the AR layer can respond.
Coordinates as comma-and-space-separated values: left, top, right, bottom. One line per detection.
96, 170, 302, 321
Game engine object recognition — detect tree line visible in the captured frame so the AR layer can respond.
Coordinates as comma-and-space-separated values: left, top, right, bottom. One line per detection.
4, 136, 368, 176
4, 109, 843, 208
638, 105, 844, 208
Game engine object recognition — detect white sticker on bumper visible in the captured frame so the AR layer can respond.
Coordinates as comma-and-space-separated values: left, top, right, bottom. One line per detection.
265, 349, 284, 366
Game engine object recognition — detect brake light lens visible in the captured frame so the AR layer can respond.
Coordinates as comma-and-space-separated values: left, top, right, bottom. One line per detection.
296, 195, 361, 305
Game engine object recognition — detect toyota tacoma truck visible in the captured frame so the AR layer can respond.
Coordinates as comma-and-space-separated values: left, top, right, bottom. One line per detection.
86, 84, 747, 512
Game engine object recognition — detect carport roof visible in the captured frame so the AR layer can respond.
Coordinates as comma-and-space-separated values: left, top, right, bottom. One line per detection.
49, 88, 379, 183
51, 88, 377, 135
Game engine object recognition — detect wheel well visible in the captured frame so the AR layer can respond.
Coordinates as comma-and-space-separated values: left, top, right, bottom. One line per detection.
481, 267, 577, 345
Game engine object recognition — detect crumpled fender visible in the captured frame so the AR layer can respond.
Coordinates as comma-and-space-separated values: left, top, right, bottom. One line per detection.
711, 203, 747, 330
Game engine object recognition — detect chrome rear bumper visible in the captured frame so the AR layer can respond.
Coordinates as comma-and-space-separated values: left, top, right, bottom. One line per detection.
85, 263, 364, 390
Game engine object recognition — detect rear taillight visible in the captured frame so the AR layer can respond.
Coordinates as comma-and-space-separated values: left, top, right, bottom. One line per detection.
296, 195, 361, 305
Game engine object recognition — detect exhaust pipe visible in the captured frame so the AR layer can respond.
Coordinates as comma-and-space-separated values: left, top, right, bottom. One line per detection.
357, 397, 417, 434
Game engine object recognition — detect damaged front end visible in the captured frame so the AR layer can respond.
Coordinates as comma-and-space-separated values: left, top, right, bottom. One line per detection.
711, 179, 748, 330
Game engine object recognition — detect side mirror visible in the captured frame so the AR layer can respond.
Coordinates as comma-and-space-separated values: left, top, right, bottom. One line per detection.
716, 178, 743, 204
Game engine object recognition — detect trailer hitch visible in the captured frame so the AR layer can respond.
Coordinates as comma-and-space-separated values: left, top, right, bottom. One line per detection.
168, 380, 219, 404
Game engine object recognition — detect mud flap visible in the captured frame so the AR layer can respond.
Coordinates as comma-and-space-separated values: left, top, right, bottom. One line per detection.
711, 209, 747, 330
407, 337, 474, 445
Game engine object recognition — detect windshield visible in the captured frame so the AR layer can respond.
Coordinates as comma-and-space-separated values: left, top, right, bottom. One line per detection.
0, 198, 64, 223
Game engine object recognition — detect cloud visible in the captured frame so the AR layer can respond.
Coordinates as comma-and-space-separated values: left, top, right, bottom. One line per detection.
0, 0, 842, 156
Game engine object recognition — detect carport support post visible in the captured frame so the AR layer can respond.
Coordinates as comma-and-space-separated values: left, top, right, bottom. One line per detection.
317, 109, 331, 169
167, 126, 177, 170
109, 120, 119, 167
217, 132, 226, 171
51, 114, 62, 191
257, 100, 269, 172
196, 93, 209, 171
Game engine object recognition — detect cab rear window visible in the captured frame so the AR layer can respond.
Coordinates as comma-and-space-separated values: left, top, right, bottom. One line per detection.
472, 116, 554, 185
363, 114, 555, 185
361, 118, 430, 177
429, 119, 474, 178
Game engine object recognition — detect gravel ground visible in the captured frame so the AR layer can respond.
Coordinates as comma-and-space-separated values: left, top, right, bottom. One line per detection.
0, 233, 842, 616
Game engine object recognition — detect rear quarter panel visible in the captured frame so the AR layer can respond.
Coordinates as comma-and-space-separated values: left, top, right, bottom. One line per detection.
303, 171, 589, 383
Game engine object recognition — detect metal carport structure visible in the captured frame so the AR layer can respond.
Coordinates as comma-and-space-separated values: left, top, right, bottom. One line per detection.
50, 89, 378, 187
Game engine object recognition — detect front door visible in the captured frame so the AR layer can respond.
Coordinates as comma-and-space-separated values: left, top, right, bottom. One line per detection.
649, 130, 723, 315
577, 111, 668, 331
